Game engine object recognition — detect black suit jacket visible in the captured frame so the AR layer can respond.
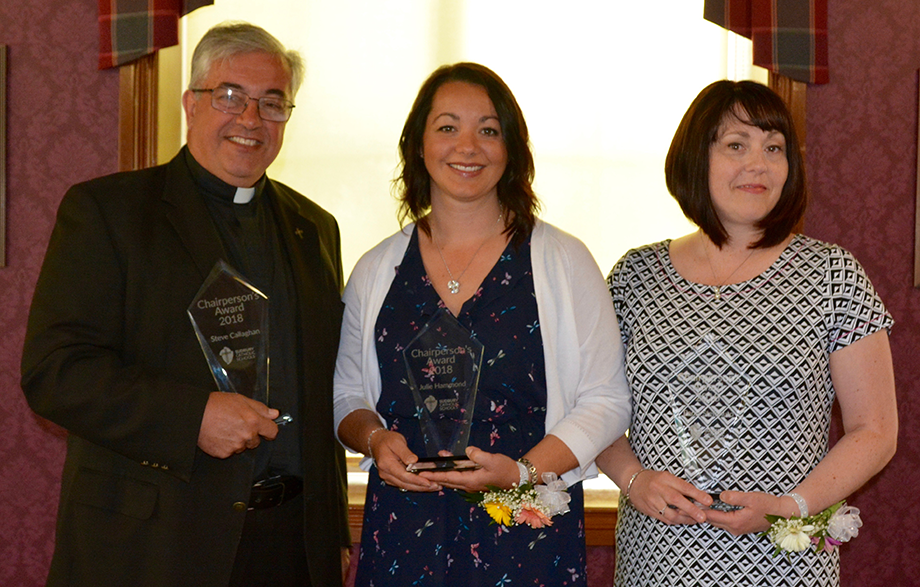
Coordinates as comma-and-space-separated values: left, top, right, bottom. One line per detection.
22, 152, 349, 587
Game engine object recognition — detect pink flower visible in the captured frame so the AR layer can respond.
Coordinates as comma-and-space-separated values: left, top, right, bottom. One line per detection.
515, 504, 553, 529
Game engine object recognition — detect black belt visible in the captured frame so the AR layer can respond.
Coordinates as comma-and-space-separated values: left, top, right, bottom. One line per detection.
248, 476, 303, 511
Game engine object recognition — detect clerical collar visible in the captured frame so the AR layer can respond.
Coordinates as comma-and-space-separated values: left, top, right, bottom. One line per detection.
183, 147, 265, 204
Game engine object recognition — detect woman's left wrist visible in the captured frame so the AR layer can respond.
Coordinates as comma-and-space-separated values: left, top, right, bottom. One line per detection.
785, 492, 809, 517
776, 494, 805, 518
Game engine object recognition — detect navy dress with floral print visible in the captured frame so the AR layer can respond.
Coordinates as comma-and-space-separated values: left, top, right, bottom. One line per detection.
354, 227, 586, 587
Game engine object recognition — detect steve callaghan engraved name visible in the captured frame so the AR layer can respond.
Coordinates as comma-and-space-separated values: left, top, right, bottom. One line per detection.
209, 330, 261, 344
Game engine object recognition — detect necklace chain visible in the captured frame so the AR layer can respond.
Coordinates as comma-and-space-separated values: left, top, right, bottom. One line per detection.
700, 231, 756, 301
434, 211, 503, 295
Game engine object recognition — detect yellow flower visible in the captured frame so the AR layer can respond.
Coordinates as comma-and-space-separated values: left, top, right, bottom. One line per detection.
484, 501, 513, 526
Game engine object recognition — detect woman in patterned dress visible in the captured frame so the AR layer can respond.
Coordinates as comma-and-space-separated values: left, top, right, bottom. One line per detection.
596, 80, 898, 587
333, 63, 632, 586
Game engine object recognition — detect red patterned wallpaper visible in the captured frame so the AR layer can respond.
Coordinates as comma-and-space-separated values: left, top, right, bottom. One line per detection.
0, 1, 119, 585
806, 0, 920, 584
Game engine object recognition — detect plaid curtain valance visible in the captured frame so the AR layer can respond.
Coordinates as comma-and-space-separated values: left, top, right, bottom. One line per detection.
98, 0, 213, 69
704, 0, 828, 84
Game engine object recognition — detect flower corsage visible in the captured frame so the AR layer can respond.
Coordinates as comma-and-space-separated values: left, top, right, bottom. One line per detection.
763, 501, 863, 557
464, 472, 571, 529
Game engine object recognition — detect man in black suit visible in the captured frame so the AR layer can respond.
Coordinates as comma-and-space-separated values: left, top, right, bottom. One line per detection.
22, 22, 349, 587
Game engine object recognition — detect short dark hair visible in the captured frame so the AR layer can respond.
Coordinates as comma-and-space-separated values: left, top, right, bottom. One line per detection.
395, 62, 539, 245
664, 80, 806, 248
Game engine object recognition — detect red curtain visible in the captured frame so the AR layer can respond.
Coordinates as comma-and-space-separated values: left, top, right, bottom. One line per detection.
704, 0, 828, 84
98, 0, 214, 69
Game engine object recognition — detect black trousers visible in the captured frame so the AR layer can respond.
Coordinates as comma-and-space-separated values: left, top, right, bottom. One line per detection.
229, 493, 311, 587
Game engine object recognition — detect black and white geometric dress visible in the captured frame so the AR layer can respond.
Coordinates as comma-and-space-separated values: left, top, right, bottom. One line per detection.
607, 235, 892, 587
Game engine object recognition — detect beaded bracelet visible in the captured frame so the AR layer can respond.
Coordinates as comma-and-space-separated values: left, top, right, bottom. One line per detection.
366, 427, 386, 459
786, 492, 809, 517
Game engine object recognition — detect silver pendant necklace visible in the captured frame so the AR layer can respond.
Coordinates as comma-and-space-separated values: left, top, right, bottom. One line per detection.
700, 232, 756, 301
434, 211, 503, 295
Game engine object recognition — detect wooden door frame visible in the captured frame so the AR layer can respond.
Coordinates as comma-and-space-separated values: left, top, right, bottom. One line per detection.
118, 53, 159, 172
769, 72, 807, 157
767, 73, 807, 234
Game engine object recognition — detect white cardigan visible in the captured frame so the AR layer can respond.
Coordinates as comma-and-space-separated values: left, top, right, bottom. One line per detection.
333, 220, 632, 486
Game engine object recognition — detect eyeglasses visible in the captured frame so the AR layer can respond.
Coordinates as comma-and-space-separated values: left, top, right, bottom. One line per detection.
190, 87, 295, 122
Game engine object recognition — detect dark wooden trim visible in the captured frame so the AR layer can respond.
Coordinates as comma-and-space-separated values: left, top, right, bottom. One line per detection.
0, 45, 7, 268
348, 504, 364, 542
585, 506, 618, 547
915, 70, 920, 287
118, 53, 159, 172
768, 72, 807, 157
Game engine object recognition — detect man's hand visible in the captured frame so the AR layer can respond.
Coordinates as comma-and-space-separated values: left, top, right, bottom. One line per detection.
197, 392, 280, 458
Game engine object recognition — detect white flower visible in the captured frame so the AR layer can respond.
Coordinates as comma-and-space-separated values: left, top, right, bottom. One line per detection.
777, 522, 815, 552
763, 500, 863, 557
534, 472, 571, 517
773, 520, 815, 553
827, 506, 862, 543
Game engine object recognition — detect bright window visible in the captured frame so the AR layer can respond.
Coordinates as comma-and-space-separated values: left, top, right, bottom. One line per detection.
177, 1, 765, 493
181, 0, 765, 278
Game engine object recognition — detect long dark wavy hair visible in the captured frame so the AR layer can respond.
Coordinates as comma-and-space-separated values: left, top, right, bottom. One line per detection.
395, 62, 539, 246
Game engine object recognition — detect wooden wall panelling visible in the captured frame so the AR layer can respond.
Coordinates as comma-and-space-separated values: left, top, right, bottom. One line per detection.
118, 53, 158, 172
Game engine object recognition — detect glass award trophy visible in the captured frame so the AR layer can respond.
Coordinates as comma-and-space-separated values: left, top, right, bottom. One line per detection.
669, 332, 749, 511
403, 308, 484, 472
187, 260, 291, 425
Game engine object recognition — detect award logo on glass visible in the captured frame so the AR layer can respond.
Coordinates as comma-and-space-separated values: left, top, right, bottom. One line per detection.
669, 332, 750, 511
403, 308, 484, 472
187, 260, 292, 426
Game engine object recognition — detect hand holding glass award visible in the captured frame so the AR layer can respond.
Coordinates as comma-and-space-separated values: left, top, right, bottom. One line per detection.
403, 308, 484, 472
669, 332, 749, 511
187, 260, 292, 426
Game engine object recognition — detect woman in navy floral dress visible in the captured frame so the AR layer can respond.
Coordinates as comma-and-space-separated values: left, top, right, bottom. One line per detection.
333, 63, 632, 586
